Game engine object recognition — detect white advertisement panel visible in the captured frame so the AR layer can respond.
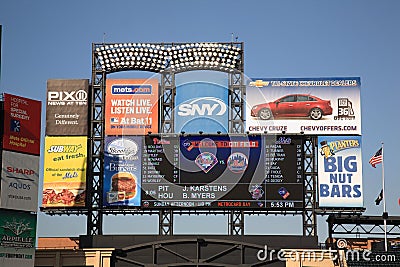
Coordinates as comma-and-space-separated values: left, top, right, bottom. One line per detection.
245, 78, 361, 135
317, 136, 363, 208
1, 150, 39, 211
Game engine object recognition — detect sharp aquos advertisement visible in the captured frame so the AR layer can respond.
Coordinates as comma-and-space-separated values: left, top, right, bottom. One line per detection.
246, 78, 361, 135
317, 136, 363, 208
0, 150, 39, 211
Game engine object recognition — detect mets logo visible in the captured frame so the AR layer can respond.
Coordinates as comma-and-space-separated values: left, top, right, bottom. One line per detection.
227, 152, 248, 173
195, 152, 218, 173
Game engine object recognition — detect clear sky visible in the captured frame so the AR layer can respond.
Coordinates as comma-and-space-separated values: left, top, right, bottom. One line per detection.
1, 0, 399, 242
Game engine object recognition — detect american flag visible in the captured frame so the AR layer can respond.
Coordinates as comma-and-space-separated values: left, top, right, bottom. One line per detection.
369, 148, 383, 168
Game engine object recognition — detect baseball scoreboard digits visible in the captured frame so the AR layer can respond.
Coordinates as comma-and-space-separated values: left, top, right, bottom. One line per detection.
264, 136, 304, 209
141, 134, 304, 210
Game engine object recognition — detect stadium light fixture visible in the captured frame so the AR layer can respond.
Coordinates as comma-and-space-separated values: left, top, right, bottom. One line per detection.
95, 42, 242, 73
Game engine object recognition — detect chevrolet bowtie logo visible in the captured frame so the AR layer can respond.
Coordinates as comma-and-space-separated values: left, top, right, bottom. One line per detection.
249, 80, 269, 87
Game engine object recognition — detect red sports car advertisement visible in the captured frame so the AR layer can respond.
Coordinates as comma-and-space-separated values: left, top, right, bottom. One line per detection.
2, 93, 42, 155
245, 78, 361, 135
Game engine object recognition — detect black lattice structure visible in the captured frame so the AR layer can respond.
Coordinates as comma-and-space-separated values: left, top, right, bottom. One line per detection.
88, 42, 245, 235
303, 137, 317, 236
327, 215, 400, 239
40, 41, 365, 239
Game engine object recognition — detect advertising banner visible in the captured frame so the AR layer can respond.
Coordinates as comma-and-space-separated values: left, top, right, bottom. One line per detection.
0, 209, 36, 267
103, 136, 142, 207
105, 79, 159, 135
42, 136, 87, 207
245, 78, 361, 135
174, 81, 229, 133
2, 93, 41, 155
46, 79, 89, 136
317, 136, 363, 207
1, 150, 39, 212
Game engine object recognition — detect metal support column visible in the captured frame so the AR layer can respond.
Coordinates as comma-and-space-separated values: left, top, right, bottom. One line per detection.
159, 210, 173, 235
303, 136, 317, 236
87, 44, 105, 235
229, 210, 244, 235
160, 71, 175, 134
228, 71, 245, 134
159, 70, 175, 235
228, 43, 244, 134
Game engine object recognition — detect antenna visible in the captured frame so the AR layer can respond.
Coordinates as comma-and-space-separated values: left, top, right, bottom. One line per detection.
231, 33, 239, 43
103, 32, 106, 44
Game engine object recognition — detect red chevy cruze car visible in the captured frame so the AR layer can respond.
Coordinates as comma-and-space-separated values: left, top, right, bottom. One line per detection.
250, 94, 333, 120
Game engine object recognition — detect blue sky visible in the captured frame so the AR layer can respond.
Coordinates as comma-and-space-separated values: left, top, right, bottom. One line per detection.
1, 0, 399, 242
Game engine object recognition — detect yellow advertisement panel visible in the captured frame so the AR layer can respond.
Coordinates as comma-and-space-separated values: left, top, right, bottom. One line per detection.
42, 136, 87, 207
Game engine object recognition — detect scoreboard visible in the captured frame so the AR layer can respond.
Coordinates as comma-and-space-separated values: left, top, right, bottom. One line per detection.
264, 136, 304, 209
140, 134, 304, 210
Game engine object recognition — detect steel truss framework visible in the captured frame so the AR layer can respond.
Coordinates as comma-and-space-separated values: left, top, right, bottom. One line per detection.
327, 215, 400, 240
88, 42, 245, 236
303, 137, 317, 236
40, 41, 358, 238
114, 238, 280, 266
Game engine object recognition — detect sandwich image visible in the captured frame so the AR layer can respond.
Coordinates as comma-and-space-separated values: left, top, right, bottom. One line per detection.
111, 172, 137, 199
42, 181, 86, 207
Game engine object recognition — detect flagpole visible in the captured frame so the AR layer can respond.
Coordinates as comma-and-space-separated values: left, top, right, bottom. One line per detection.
382, 142, 388, 252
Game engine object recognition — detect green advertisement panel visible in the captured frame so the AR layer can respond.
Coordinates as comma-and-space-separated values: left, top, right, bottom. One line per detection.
0, 209, 36, 267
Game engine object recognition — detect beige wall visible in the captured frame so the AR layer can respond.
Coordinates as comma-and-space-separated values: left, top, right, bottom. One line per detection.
283, 249, 345, 267
35, 248, 114, 267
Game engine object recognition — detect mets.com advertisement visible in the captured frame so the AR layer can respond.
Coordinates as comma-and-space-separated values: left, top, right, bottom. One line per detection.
245, 77, 361, 135
317, 136, 363, 208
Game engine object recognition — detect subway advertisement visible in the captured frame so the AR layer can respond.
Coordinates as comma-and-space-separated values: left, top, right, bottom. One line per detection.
0, 150, 39, 212
317, 136, 363, 208
46, 79, 89, 136
2, 93, 41, 155
105, 79, 159, 135
42, 136, 87, 207
0, 209, 36, 267
245, 78, 361, 135
174, 81, 229, 134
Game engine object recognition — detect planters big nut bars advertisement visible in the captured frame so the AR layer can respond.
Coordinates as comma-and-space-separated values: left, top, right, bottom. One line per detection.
317, 136, 363, 207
